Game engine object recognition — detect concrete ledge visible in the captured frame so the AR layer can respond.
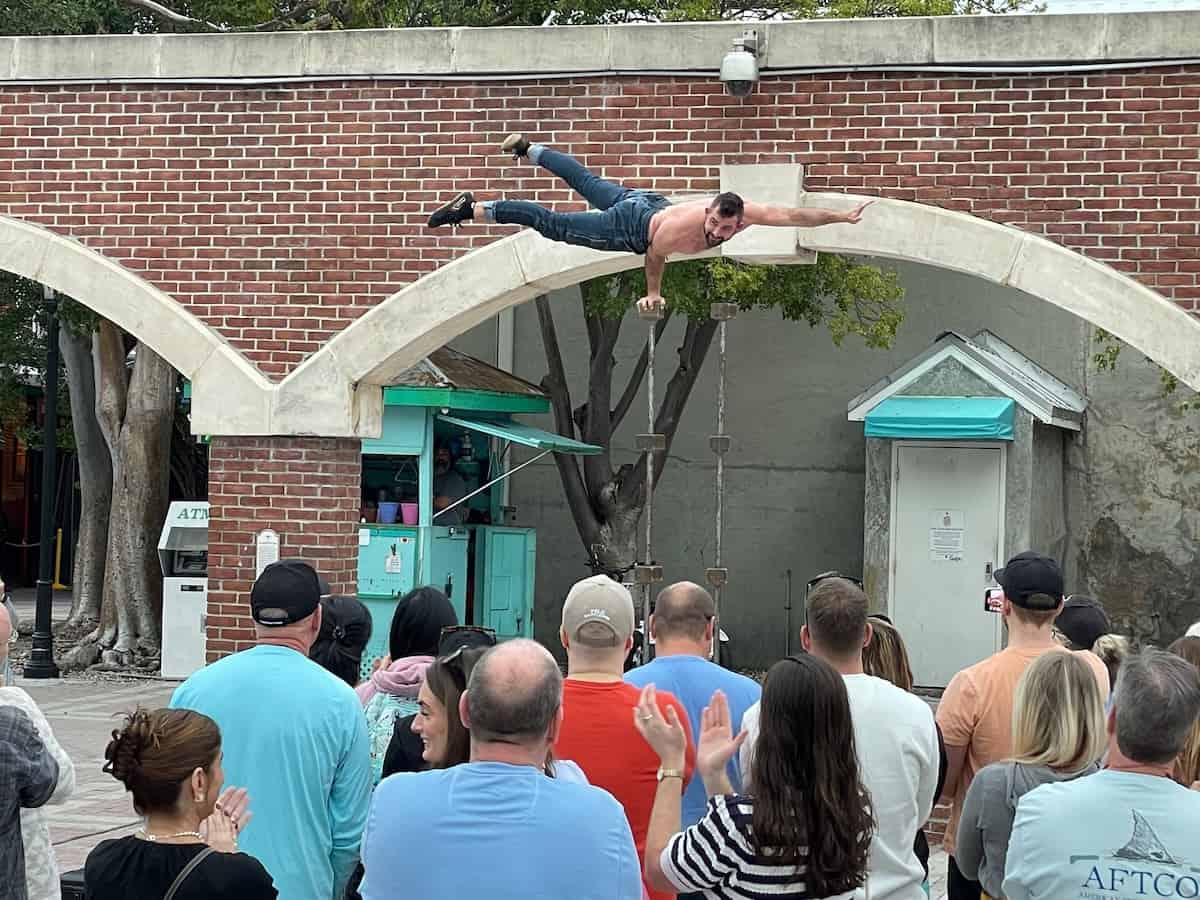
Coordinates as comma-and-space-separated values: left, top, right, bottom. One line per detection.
3, 11, 1199, 84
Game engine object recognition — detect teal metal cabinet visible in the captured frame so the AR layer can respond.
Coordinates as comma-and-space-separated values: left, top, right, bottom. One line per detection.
358, 525, 419, 677
428, 527, 470, 625
477, 526, 536, 640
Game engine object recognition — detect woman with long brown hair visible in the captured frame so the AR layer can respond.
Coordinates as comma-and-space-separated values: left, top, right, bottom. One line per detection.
85, 708, 275, 900
634, 653, 874, 899
1167, 636, 1200, 787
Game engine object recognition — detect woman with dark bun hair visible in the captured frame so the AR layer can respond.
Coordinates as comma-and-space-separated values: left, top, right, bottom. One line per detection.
84, 707, 276, 900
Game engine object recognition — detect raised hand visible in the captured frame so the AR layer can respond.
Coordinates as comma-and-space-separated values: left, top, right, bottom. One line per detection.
842, 200, 875, 225
696, 690, 748, 782
632, 684, 687, 770
203, 786, 252, 853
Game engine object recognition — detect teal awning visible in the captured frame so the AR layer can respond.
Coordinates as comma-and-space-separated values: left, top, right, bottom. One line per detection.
864, 397, 1015, 440
437, 414, 603, 455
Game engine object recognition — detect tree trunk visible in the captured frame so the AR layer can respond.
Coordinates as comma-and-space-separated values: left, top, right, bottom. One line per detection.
537, 298, 721, 579
113, 341, 175, 652
60, 326, 111, 628
79, 322, 175, 665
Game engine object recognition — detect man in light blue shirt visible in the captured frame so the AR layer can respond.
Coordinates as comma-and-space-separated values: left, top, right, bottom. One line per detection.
626, 582, 761, 827
360, 638, 642, 900
171, 561, 371, 900
1003, 648, 1200, 900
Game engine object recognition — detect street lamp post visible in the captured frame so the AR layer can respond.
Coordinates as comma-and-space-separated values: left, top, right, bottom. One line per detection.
25, 285, 61, 679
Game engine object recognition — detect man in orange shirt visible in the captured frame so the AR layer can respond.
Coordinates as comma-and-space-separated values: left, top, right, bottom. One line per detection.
554, 575, 695, 900
936, 551, 1110, 900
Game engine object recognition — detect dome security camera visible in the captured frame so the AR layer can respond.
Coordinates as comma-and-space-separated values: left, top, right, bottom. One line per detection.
720, 30, 760, 98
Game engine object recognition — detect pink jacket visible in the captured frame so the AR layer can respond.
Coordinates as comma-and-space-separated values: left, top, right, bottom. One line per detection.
356, 655, 435, 706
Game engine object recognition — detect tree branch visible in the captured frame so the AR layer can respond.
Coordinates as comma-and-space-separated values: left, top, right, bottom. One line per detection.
118, 0, 326, 32
535, 295, 600, 546
611, 309, 672, 432
118, 0, 227, 30
582, 312, 622, 500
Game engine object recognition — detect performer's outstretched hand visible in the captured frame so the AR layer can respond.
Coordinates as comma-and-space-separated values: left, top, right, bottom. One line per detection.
637, 294, 666, 314
842, 200, 875, 224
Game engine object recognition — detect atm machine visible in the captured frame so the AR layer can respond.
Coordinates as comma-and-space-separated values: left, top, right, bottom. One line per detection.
158, 500, 209, 679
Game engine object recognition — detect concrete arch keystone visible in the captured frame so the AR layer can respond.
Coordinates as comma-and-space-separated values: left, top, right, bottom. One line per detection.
0, 216, 272, 434
278, 193, 1200, 439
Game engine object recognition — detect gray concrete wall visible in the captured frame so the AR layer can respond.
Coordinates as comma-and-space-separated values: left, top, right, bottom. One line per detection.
451, 257, 1199, 666
5, 11, 1199, 83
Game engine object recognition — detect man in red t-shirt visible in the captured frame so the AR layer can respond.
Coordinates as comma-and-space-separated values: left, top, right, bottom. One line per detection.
554, 575, 695, 900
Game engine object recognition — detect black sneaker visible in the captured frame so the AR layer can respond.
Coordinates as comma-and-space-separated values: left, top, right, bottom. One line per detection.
501, 133, 531, 159
428, 191, 475, 228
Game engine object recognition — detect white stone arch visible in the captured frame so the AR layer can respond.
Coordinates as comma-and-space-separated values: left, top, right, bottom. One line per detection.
278, 193, 1200, 438
0, 216, 271, 433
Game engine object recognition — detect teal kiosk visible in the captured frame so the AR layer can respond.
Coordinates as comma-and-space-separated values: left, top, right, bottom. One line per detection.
357, 348, 600, 674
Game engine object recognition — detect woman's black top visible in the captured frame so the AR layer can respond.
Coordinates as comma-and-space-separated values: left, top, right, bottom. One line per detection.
84, 836, 276, 900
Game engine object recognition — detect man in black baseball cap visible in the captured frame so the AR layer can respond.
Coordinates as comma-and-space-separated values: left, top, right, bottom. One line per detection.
936, 550, 1110, 900
277, 558, 332, 597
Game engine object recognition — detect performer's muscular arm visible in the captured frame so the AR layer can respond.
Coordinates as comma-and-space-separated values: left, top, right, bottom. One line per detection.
638, 248, 668, 313
743, 199, 874, 228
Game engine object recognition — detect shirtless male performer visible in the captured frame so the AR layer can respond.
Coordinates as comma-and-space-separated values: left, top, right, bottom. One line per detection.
427, 135, 873, 313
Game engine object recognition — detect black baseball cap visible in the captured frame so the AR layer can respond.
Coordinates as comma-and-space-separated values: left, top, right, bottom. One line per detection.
278, 558, 331, 596
1057, 595, 1110, 649
251, 560, 322, 626
994, 551, 1064, 610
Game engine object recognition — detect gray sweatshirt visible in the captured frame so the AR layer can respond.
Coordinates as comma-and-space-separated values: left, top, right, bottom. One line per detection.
954, 759, 1099, 897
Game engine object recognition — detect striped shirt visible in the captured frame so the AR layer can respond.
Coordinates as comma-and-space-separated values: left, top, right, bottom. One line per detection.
660, 794, 859, 900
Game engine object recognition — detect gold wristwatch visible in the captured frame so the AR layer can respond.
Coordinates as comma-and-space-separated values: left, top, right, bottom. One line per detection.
657, 767, 684, 782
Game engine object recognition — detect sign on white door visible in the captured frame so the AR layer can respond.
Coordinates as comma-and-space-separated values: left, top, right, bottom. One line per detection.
891, 444, 1004, 687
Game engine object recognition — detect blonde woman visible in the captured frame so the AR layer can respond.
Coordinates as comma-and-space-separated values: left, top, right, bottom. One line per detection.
954, 651, 1106, 899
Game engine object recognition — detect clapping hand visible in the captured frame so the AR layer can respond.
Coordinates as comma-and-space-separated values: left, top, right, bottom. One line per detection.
632, 684, 687, 770
203, 786, 252, 854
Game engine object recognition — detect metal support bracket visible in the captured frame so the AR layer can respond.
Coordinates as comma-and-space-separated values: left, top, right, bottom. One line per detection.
705, 567, 729, 589
710, 302, 738, 321
638, 305, 665, 321
709, 435, 731, 455
637, 433, 668, 451
634, 565, 664, 585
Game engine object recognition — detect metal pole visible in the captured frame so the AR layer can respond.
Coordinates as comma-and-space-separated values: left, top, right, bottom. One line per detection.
643, 317, 656, 660
26, 286, 60, 679
713, 318, 727, 662
706, 303, 736, 666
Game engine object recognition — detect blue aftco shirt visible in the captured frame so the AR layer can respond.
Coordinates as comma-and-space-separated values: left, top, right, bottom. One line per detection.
361, 762, 642, 900
171, 645, 371, 900
626, 654, 762, 827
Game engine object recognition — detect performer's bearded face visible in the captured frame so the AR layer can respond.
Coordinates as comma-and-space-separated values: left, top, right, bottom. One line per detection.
704, 211, 741, 247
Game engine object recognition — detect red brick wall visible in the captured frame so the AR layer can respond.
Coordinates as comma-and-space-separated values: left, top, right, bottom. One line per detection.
2, 68, 1198, 379
205, 436, 360, 657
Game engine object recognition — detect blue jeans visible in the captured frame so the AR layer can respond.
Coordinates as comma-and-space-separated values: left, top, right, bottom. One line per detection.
492, 147, 669, 255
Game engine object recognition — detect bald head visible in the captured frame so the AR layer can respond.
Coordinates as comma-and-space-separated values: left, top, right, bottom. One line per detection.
466, 639, 563, 744
652, 581, 715, 646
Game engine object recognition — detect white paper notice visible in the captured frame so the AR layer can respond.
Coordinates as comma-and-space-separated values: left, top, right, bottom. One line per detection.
384, 551, 403, 575
929, 509, 965, 561
358, 528, 370, 547
255, 529, 280, 576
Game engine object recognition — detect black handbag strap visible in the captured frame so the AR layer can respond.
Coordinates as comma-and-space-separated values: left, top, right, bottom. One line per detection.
163, 846, 216, 900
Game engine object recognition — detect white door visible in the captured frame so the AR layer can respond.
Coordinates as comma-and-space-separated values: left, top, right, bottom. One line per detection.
890, 443, 1004, 688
